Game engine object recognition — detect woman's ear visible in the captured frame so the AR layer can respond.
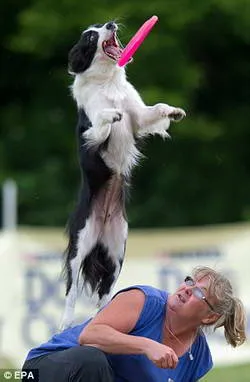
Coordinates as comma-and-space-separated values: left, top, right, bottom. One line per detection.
201, 312, 221, 326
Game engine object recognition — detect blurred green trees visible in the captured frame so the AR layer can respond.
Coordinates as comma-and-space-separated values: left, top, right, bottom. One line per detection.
0, 0, 249, 227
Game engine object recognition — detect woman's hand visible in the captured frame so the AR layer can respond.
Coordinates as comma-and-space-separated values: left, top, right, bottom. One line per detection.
144, 341, 179, 369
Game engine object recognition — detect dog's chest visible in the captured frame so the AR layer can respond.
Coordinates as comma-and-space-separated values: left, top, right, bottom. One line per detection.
85, 83, 139, 176
101, 90, 139, 176
89, 82, 126, 107
102, 122, 139, 177
105, 81, 126, 103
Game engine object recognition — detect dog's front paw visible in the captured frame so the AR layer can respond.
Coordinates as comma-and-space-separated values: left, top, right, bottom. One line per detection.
168, 107, 186, 122
112, 111, 122, 123
156, 104, 186, 122
156, 103, 173, 118
101, 108, 123, 124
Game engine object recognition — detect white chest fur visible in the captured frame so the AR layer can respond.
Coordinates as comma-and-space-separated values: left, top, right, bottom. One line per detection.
73, 70, 141, 177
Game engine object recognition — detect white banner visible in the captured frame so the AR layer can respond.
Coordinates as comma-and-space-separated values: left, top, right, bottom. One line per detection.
0, 224, 249, 367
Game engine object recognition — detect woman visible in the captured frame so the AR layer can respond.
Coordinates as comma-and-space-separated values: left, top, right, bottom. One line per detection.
22, 266, 246, 382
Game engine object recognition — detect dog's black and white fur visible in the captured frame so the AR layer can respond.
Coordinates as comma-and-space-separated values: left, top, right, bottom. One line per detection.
61, 21, 186, 329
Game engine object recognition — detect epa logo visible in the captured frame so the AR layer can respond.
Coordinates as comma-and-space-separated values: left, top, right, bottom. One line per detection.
2, 369, 38, 381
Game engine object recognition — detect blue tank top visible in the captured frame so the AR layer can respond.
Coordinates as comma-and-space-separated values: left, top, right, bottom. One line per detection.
25, 285, 213, 382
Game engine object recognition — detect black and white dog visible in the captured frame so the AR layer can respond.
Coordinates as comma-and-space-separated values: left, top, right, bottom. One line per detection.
61, 21, 186, 329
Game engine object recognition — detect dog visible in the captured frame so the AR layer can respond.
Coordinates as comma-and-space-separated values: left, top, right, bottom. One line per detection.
61, 21, 186, 329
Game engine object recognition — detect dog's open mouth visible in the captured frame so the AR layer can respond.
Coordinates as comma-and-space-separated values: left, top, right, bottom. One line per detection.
102, 32, 123, 61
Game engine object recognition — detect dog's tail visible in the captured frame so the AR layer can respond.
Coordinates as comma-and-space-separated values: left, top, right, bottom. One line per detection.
79, 242, 118, 300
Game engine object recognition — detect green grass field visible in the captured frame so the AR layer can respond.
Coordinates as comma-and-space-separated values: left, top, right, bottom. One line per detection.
0, 362, 249, 381
201, 362, 250, 382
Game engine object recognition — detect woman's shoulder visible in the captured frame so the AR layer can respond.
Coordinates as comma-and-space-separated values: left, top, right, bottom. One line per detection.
114, 284, 168, 301
111, 286, 168, 329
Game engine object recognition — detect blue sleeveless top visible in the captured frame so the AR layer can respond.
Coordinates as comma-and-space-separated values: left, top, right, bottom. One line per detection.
25, 285, 213, 382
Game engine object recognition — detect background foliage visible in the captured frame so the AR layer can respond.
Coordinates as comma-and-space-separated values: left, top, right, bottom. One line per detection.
1, 0, 250, 228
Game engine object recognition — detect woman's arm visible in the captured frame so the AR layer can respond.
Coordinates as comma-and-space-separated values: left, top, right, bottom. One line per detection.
79, 289, 147, 353
78, 288, 178, 369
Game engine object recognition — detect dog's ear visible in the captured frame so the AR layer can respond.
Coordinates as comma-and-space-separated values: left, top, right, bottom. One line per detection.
68, 30, 99, 74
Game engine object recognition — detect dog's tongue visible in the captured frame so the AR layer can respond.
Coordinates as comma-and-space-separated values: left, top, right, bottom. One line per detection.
106, 45, 123, 58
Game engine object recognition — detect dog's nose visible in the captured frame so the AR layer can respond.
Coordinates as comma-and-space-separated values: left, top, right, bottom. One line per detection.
106, 22, 117, 31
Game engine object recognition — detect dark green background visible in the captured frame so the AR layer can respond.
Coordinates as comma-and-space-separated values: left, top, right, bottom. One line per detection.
1, 0, 249, 228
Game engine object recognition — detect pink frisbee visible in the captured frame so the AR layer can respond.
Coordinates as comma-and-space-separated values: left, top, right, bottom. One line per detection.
118, 15, 158, 67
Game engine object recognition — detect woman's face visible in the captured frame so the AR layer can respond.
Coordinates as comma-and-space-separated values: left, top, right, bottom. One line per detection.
168, 275, 215, 322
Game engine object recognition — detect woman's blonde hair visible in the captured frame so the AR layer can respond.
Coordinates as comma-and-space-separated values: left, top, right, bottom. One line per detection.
192, 266, 246, 347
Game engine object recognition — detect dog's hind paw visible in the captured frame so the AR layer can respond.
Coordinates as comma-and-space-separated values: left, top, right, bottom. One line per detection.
59, 319, 74, 332
168, 107, 186, 122
59, 310, 75, 331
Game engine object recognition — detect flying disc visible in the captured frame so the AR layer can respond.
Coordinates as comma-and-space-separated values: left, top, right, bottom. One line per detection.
118, 15, 158, 67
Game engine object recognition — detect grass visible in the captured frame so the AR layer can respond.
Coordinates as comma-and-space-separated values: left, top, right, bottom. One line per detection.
202, 362, 250, 382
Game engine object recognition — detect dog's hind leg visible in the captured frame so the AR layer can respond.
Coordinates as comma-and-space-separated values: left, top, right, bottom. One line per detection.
97, 255, 125, 308
96, 215, 128, 306
60, 255, 81, 330
61, 214, 101, 330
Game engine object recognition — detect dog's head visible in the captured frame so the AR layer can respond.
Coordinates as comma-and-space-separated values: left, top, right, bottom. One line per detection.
68, 22, 124, 75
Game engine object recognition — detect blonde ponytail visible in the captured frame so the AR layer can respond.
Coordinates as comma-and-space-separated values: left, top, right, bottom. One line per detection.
214, 297, 246, 347
193, 266, 247, 347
